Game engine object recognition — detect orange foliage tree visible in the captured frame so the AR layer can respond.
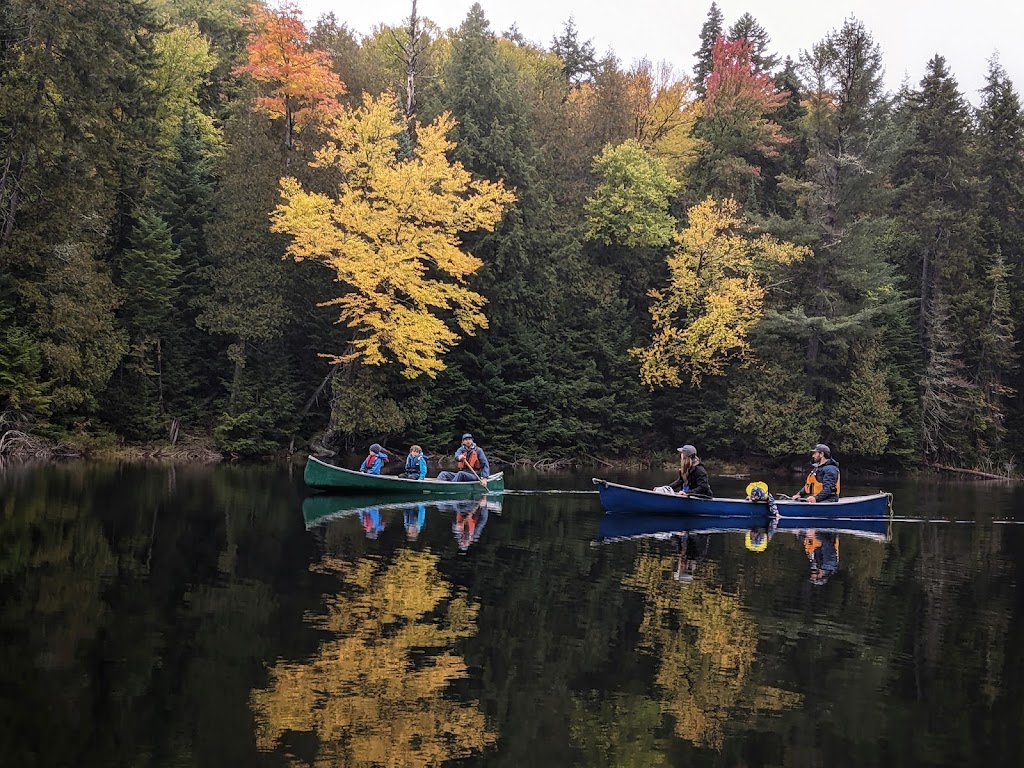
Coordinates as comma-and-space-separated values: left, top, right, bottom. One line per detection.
234, 3, 346, 149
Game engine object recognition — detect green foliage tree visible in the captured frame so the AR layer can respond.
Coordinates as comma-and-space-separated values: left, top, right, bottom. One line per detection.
585, 140, 679, 248
103, 210, 182, 439
976, 58, 1024, 453
892, 56, 990, 461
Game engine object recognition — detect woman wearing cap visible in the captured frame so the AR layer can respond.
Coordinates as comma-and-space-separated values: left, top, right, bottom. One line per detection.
358, 443, 389, 475
791, 443, 840, 503
655, 444, 713, 497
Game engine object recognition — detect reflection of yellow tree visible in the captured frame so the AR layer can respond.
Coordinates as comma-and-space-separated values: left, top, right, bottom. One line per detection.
251, 550, 495, 766
625, 552, 800, 749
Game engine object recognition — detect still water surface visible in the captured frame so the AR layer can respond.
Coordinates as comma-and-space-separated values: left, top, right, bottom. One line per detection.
3, 461, 1024, 767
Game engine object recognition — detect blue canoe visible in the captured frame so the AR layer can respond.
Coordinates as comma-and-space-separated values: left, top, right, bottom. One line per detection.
595, 511, 891, 544
592, 478, 892, 518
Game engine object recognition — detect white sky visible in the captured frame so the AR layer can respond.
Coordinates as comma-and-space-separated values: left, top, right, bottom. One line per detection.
294, 0, 1022, 104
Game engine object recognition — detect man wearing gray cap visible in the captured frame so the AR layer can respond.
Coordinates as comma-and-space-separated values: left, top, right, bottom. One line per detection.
438, 433, 491, 482
790, 443, 840, 503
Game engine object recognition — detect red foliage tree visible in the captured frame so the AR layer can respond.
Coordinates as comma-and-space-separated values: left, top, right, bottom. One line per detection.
700, 36, 788, 188
234, 3, 346, 149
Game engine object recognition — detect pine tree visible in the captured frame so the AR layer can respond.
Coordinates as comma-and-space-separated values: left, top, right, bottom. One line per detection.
0, 0, 156, 421
892, 55, 980, 344
551, 17, 598, 87
693, 2, 724, 96
727, 12, 779, 74
977, 58, 1024, 454
799, 17, 886, 243
103, 209, 182, 438
893, 56, 987, 459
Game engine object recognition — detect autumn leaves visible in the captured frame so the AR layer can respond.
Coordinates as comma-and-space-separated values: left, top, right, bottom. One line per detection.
239, 5, 806, 391
272, 97, 514, 379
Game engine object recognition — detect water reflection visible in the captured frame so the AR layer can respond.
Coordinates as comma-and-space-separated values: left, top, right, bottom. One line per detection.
3, 464, 1024, 767
593, 510, 898, 749
304, 493, 502, 553
403, 504, 426, 540
250, 549, 495, 766
441, 496, 499, 553
805, 529, 839, 585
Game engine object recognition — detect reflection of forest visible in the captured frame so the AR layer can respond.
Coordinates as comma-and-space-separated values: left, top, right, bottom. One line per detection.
250, 550, 495, 766
3, 465, 1024, 767
625, 551, 802, 748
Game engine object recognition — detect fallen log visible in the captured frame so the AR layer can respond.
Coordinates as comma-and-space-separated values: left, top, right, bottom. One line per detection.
929, 463, 1013, 480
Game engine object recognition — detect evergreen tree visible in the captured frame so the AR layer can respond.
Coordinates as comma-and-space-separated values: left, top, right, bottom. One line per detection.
196, 112, 288, 416
892, 56, 980, 344
758, 56, 807, 217
551, 17, 598, 87
892, 56, 989, 460
0, 0, 156, 422
976, 59, 1024, 454
727, 12, 779, 73
693, 2, 724, 96
102, 210, 183, 438
799, 17, 886, 243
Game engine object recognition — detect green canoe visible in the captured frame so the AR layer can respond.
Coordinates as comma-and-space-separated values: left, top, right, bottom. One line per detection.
303, 455, 505, 495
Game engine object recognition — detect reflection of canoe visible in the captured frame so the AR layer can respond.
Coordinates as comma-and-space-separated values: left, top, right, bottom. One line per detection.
304, 455, 505, 494
593, 478, 891, 518
302, 494, 432, 527
302, 493, 504, 529
595, 512, 891, 543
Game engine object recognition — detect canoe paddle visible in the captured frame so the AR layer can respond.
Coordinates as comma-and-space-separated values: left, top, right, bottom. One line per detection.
466, 459, 488, 488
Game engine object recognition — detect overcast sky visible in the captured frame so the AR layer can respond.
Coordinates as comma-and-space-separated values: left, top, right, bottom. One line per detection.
294, 0, 1021, 104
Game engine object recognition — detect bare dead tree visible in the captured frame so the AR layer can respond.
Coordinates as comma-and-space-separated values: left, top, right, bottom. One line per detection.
389, 0, 430, 137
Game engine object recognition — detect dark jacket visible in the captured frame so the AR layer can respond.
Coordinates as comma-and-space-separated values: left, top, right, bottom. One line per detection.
798, 458, 840, 502
669, 462, 713, 497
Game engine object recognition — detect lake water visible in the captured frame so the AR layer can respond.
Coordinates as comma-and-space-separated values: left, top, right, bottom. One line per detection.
2, 461, 1023, 767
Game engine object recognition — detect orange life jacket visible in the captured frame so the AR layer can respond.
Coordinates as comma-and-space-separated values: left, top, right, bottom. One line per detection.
804, 532, 839, 560
803, 464, 840, 498
458, 447, 481, 471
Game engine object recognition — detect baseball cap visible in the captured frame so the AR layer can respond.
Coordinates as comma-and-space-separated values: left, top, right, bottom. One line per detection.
462, 433, 473, 440
677, 444, 697, 456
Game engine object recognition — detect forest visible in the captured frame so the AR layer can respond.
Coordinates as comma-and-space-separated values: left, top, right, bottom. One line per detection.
2, 0, 1022, 470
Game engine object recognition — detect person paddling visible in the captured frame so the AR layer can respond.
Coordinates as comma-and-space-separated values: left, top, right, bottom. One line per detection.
790, 443, 840, 503
437, 433, 490, 483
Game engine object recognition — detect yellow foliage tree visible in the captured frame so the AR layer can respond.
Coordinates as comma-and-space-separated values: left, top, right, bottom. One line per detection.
150, 23, 220, 156
625, 59, 703, 179
251, 550, 495, 766
271, 92, 514, 379
632, 197, 810, 387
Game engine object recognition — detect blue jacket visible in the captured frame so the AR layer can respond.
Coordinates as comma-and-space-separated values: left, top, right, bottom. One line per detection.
359, 453, 386, 475
404, 453, 427, 480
